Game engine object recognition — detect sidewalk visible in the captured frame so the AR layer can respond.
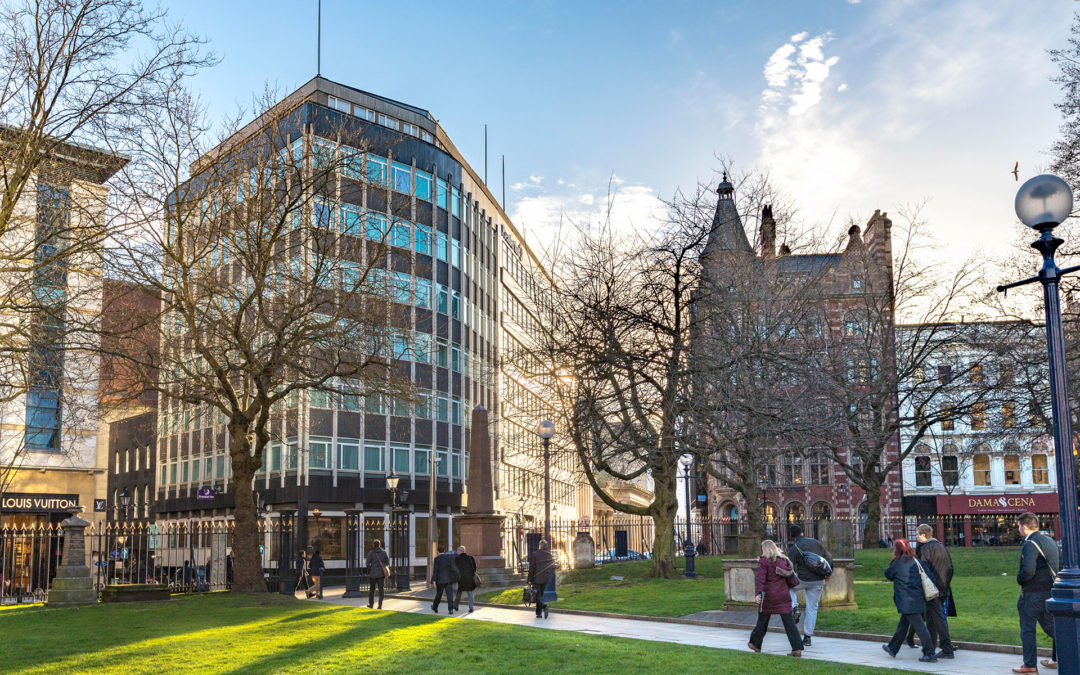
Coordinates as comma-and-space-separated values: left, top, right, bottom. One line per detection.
311, 587, 1030, 674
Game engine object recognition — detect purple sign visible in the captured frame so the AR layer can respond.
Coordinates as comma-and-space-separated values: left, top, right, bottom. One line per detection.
196, 487, 216, 501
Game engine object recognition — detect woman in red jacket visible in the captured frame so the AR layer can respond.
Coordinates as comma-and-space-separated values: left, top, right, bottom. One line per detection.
748, 539, 804, 657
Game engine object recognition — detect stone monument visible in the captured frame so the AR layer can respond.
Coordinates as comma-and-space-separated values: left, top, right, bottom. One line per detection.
47, 507, 98, 607
573, 532, 595, 569
457, 406, 508, 577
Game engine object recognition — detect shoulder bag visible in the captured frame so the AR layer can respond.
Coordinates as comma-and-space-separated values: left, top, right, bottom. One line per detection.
1029, 539, 1061, 582
523, 585, 536, 605
794, 543, 833, 576
913, 558, 940, 601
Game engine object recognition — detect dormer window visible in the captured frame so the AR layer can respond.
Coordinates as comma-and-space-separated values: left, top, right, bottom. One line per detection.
852, 277, 862, 290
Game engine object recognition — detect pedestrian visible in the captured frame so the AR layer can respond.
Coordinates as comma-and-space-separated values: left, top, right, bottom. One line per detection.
1013, 512, 1058, 674
430, 544, 459, 614
455, 545, 478, 613
226, 551, 234, 588
295, 550, 311, 597
881, 539, 937, 663
309, 549, 325, 599
527, 539, 556, 619
365, 540, 390, 609
786, 524, 833, 647
906, 524, 955, 660
747, 539, 803, 657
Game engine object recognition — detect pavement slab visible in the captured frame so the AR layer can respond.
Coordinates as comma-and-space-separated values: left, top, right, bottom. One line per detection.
311, 587, 1035, 674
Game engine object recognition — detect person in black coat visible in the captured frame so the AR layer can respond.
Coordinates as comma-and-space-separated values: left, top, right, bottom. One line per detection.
882, 539, 937, 663
905, 525, 955, 659
455, 545, 479, 613
430, 544, 459, 614
1014, 512, 1058, 673
308, 549, 325, 599
295, 550, 310, 595
527, 539, 556, 619
365, 540, 390, 609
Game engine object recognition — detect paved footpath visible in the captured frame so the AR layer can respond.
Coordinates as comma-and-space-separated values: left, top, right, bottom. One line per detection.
313, 587, 1027, 674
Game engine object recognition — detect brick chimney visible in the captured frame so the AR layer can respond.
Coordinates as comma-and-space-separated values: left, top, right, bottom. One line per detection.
761, 204, 776, 258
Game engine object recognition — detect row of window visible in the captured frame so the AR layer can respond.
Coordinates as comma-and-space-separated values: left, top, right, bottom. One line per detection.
116, 446, 153, 474
758, 451, 832, 486
327, 96, 435, 144
257, 438, 466, 478
920, 402, 1044, 432
913, 453, 1051, 487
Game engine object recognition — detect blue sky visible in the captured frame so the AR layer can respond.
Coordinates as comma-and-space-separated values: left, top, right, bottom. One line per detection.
163, 0, 1073, 265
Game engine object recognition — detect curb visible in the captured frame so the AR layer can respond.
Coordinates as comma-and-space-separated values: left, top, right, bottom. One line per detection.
380, 593, 1051, 658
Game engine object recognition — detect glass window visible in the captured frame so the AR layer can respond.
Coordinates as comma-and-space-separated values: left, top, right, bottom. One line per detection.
312, 199, 333, 229
436, 179, 448, 210
436, 340, 449, 368
999, 362, 1014, 385
1032, 454, 1049, 484
451, 240, 461, 268
366, 212, 388, 241
378, 113, 398, 130
365, 393, 385, 414
159, 464, 167, 486
973, 454, 991, 486
914, 456, 932, 487
215, 454, 224, 480
970, 403, 987, 430
942, 454, 959, 486
181, 460, 189, 483
1004, 454, 1020, 485
338, 440, 360, 471
392, 162, 411, 194
415, 223, 432, 255
342, 206, 364, 236
354, 106, 376, 122
436, 232, 448, 261
437, 448, 450, 476
415, 279, 432, 309
969, 363, 983, 383
941, 405, 954, 431
364, 443, 385, 472
414, 171, 432, 201
413, 332, 431, 363
451, 188, 461, 218
267, 443, 281, 472
451, 399, 462, 425
328, 95, 351, 113
392, 444, 410, 473
191, 457, 200, 481
341, 380, 361, 411
452, 453, 462, 478
414, 446, 430, 474
310, 438, 331, 469
937, 365, 953, 384
366, 154, 387, 185
391, 219, 411, 248
437, 396, 449, 422
437, 285, 449, 315
1002, 402, 1015, 429
415, 393, 432, 419
309, 388, 332, 409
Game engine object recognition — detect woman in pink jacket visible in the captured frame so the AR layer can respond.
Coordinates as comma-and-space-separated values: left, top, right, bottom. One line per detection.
747, 539, 803, 657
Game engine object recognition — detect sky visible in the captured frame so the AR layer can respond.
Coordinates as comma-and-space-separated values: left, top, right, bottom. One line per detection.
161, 0, 1074, 270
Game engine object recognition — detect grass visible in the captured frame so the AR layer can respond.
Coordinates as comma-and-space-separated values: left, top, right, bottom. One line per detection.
480, 547, 1047, 647
0, 593, 903, 674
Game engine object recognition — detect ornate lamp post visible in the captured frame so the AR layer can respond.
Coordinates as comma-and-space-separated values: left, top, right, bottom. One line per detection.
536, 419, 557, 602
386, 470, 411, 591
680, 456, 697, 579
998, 174, 1079, 675
118, 490, 131, 522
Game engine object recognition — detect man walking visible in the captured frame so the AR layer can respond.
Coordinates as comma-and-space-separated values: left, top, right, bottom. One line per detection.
914, 524, 955, 659
309, 549, 325, 599
1013, 512, 1058, 674
430, 544, 459, 614
528, 539, 556, 619
786, 524, 832, 647
455, 545, 478, 613
365, 539, 390, 609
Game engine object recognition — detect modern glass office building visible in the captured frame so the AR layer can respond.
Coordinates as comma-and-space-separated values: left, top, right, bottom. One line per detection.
149, 77, 581, 578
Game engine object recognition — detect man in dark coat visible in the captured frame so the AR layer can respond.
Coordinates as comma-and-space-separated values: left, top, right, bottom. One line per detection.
365, 540, 390, 609
308, 549, 325, 599
430, 544, 459, 614
455, 545, 479, 613
295, 550, 310, 596
527, 539, 556, 619
786, 524, 833, 647
1013, 512, 1058, 673
913, 524, 955, 659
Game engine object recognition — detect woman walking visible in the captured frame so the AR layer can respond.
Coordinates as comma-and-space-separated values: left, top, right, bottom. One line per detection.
882, 539, 938, 663
747, 540, 803, 657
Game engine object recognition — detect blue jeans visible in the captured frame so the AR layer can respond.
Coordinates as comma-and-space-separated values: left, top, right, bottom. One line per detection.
790, 579, 826, 636
456, 587, 475, 611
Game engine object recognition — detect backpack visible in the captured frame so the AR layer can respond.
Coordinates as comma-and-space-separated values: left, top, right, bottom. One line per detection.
794, 542, 833, 577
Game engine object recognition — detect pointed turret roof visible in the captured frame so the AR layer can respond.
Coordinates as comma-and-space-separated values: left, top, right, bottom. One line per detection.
703, 173, 752, 256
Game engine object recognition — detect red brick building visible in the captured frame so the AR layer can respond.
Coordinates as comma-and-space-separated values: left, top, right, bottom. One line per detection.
697, 177, 902, 551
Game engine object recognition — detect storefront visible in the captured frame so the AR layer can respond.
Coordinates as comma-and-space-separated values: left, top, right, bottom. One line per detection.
932, 493, 1060, 547
0, 493, 79, 598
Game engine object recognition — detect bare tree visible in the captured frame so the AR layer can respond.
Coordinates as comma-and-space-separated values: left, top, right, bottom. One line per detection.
0, 0, 211, 519
105, 86, 412, 592
1051, 12, 1080, 198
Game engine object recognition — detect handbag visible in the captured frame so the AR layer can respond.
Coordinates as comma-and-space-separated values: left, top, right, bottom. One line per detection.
522, 586, 536, 606
793, 543, 832, 576
913, 559, 940, 601
784, 572, 800, 589
473, 572, 483, 588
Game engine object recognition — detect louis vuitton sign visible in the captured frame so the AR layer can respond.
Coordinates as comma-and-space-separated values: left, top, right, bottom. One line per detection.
1, 492, 80, 513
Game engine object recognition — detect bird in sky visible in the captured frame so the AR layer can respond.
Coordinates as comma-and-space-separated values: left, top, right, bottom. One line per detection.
1012, 161, 1019, 181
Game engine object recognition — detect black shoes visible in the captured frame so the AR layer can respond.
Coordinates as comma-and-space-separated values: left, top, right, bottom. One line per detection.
881, 645, 897, 658
431, 605, 438, 613
935, 651, 954, 660
802, 636, 811, 647
543, 606, 549, 619
919, 655, 939, 663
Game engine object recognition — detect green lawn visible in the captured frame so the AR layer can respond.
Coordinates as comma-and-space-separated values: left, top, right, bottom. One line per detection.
0, 593, 902, 674
481, 547, 1045, 647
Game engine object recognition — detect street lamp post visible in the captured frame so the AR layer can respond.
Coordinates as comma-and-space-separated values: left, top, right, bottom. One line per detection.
536, 420, 557, 603
118, 490, 131, 522
679, 457, 697, 579
386, 471, 411, 591
998, 174, 1079, 675
427, 452, 442, 587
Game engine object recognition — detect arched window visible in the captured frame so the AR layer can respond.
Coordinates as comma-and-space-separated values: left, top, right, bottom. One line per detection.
785, 502, 806, 525
763, 503, 779, 537
941, 443, 959, 487
1004, 452, 1021, 485
973, 453, 991, 486
812, 501, 831, 522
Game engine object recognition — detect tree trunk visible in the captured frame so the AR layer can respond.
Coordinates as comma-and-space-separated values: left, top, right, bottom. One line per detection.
862, 480, 883, 550
646, 465, 679, 578
741, 486, 767, 543
229, 433, 264, 593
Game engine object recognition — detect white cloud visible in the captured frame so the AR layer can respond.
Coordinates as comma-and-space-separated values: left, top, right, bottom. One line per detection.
579, 194, 595, 205
761, 32, 840, 119
529, 175, 543, 184
837, 83, 849, 92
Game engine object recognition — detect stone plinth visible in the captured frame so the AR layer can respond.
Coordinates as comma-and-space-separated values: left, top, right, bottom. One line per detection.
573, 532, 595, 569
101, 584, 170, 603
47, 509, 98, 607
459, 513, 506, 570
722, 558, 857, 611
